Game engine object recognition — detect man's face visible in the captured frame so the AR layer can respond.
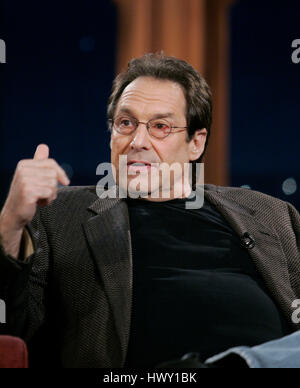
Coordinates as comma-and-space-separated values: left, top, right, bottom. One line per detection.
110, 76, 207, 199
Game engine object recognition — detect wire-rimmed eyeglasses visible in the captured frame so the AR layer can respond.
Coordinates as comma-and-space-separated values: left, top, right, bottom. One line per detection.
108, 115, 188, 139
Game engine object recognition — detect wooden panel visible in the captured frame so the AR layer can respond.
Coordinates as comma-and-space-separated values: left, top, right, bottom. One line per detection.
203, 0, 234, 186
115, 0, 206, 74
115, 0, 153, 72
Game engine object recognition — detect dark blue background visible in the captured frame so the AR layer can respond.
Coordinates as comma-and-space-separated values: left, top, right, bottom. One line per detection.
230, 0, 300, 209
0, 0, 299, 210
0, 1, 116, 205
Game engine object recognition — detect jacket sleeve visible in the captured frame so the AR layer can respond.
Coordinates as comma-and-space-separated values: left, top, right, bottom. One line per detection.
0, 208, 50, 341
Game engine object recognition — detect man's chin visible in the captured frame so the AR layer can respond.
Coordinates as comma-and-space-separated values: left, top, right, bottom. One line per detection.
116, 182, 159, 199
123, 175, 158, 198
127, 186, 160, 199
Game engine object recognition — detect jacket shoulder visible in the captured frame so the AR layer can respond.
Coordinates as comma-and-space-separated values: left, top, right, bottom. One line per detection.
205, 183, 289, 211
56, 185, 97, 201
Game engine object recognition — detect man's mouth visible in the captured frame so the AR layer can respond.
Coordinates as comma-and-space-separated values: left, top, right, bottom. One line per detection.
127, 160, 154, 173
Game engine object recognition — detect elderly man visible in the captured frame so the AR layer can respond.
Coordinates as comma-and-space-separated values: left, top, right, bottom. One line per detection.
0, 53, 299, 368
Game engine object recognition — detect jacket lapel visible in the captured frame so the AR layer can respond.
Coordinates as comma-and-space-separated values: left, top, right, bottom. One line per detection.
82, 196, 132, 363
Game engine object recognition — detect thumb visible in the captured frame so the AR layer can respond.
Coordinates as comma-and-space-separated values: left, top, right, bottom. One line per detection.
34, 144, 49, 160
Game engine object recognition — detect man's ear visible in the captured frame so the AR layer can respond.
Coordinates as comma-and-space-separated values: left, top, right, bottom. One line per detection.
188, 128, 207, 161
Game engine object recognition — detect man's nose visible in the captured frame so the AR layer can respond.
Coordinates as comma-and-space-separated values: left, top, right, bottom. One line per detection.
130, 122, 152, 150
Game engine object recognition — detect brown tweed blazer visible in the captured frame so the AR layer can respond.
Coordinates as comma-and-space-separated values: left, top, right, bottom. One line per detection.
0, 183, 299, 368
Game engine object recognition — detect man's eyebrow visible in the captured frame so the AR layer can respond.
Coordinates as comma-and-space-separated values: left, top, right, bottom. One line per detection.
116, 107, 175, 119
151, 112, 175, 119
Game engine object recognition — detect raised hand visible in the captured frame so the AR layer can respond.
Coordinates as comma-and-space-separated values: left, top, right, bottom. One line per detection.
0, 144, 70, 258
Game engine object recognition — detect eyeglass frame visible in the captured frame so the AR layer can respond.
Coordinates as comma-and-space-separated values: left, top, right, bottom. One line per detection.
108, 115, 188, 139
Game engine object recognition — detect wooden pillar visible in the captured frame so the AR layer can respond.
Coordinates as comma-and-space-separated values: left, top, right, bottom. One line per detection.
203, 0, 234, 186
114, 0, 234, 186
115, 0, 153, 72
115, 0, 206, 74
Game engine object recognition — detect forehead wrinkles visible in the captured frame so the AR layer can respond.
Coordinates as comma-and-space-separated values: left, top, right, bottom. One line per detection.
119, 90, 182, 111
116, 79, 186, 117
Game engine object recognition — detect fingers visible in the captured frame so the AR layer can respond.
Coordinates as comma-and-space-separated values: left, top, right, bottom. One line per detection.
55, 163, 70, 186
34, 144, 49, 160
17, 160, 70, 186
30, 144, 70, 186
1, 145, 70, 237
